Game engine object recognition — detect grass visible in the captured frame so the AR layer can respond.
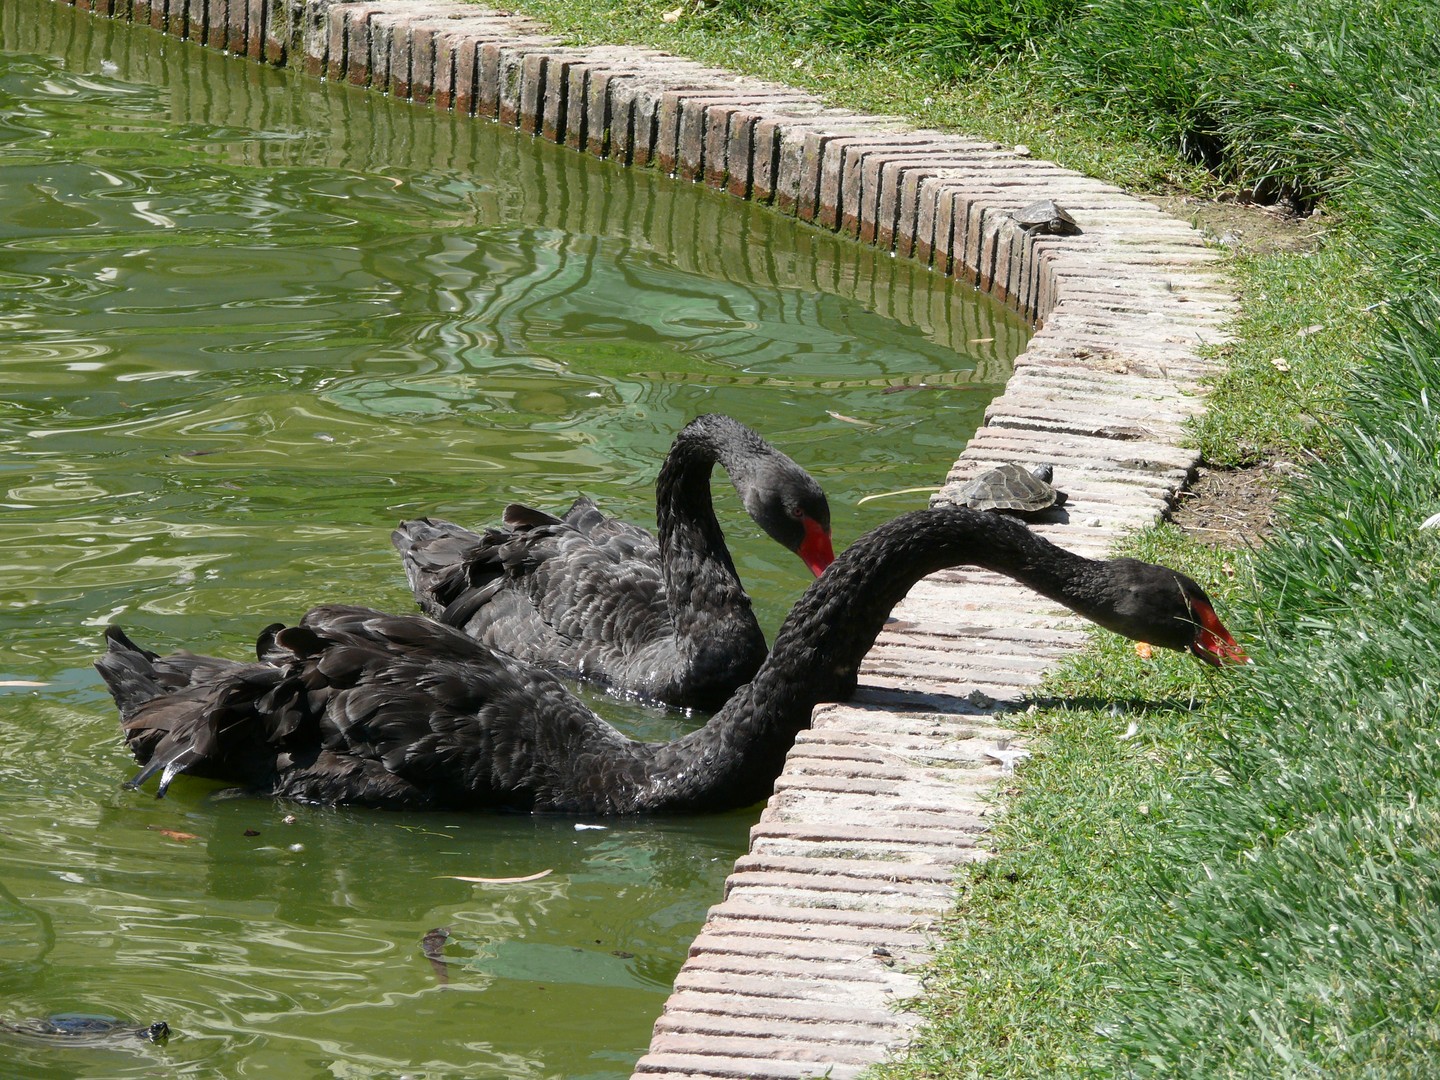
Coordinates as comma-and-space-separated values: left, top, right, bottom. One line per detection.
875, 528, 1249, 1078
1099, 302, 1440, 1075
485, 0, 1218, 194
473, 0, 1440, 1073
1191, 240, 1374, 469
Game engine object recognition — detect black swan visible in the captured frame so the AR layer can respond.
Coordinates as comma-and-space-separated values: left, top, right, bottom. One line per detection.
96, 507, 1245, 815
391, 414, 834, 711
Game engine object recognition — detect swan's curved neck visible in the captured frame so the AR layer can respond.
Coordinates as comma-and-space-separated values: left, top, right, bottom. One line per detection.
634, 508, 1100, 812
652, 417, 767, 649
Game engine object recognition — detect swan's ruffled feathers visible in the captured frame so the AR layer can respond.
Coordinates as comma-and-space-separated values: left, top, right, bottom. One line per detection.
99, 607, 647, 812
393, 506, 673, 688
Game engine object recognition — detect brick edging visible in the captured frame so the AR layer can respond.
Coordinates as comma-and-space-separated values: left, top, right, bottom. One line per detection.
54, 3, 1237, 1076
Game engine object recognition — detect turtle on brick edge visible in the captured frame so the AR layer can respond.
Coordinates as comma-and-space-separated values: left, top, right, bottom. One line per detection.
1010, 199, 1082, 236
953, 463, 1068, 520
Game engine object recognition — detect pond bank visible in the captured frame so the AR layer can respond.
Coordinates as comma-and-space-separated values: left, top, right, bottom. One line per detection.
51, 1, 1235, 1075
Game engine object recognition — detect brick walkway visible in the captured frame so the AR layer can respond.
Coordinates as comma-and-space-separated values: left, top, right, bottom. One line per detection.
53, 2, 1237, 1075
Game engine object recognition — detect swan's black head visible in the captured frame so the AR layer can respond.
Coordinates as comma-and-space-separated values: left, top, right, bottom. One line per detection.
1096, 558, 1247, 666
743, 461, 834, 577
682, 413, 835, 577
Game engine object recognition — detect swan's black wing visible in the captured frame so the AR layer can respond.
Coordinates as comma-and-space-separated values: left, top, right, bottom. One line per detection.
392, 503, 674, 686
97, 608, 651, 813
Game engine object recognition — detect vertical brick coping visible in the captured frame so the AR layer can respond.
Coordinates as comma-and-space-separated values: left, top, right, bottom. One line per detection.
56, 2, 1237, 1076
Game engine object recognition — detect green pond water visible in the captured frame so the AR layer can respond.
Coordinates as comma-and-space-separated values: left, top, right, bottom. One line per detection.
0, 3, 1029, 1076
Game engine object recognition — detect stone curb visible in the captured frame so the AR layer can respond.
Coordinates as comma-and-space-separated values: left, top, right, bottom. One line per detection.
52, 2, 1237, 1076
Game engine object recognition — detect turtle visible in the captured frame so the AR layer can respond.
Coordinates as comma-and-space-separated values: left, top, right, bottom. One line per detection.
0, 1013, 170, 1045
1010, 199, 1082, 236
954, 463, 1068, 519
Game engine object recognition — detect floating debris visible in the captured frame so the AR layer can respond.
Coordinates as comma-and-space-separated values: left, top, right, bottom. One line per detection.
146, 826, 200, 843
856, 487, 938, 506
444, 869, 553, 884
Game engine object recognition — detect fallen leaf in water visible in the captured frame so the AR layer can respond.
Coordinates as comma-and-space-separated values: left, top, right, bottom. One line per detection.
574, 823, 607, 831
148, 826, 200, 842
243, 829, 261, 837
1134, 642, 1154, 659
825, 410, 877, 428
969, 337, 995, 344
445, 869, 553, 884
0, 679, 47, 688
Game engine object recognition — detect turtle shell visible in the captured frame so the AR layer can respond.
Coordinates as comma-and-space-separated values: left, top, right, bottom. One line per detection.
955, 464, 1067, 518
1010, 199, 1082, 236
0, 1013, 170, 1044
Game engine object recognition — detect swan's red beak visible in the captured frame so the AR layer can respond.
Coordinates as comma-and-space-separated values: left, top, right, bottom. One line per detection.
1189, 601, 1249, 667
798, 517, 835, 577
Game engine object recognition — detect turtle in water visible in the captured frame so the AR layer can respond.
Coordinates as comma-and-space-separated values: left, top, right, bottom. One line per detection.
1010, 199, 1082, 236
954, 463, 1068, 520
0, 1013, 170, 1046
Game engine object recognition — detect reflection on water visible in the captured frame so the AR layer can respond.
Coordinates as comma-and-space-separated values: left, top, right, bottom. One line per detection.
0, 0, 1028, 1075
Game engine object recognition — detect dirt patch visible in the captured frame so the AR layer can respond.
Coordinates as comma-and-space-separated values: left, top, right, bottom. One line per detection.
1153, 194, 1326, 256
1152, 195, 1318, 546
1170, 458, 1301, 546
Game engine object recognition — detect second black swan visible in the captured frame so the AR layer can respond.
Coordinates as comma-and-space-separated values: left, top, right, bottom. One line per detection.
392, 414, 834, 712
97, 507, 1246, 815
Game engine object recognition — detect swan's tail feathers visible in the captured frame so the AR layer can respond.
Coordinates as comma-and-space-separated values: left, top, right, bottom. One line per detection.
102, 624, 159, 662
255, 622, 290, 665
392, 517, 492, 617
95, 625, 165, 721
155, 750, 196, 798
123, 758, 164, 793
122, 746, 196, 798
114, 664, 300, 796
502, 502, 563, 530
97, 625, 207, 792
392, 517, 484, 560
98, 625, 301, 797
97, 625, 253, 712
